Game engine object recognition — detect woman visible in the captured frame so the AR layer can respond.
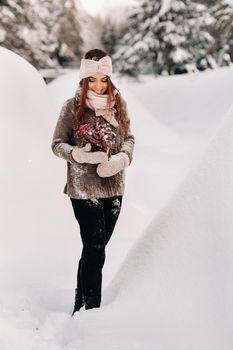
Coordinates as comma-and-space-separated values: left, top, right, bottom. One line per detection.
51, 49, 135, 315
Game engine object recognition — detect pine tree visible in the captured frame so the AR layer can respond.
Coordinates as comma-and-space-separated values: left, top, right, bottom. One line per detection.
56, 0, 83, 66
0, 0, 83, 68
210, 0, 233, 66
101, 16, 128, 56
113, 0, 216, 76
101, 20, 118, 56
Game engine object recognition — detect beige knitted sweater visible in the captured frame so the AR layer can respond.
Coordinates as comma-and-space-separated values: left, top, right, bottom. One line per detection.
51, 96, 135, 199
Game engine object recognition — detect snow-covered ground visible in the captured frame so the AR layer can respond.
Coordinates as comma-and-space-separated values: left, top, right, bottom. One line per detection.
1, 46, 233, 349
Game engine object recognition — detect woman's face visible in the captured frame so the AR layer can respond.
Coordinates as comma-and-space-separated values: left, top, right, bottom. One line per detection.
88, 72, 108, 95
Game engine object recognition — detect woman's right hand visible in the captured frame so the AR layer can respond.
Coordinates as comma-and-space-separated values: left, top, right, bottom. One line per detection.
71, 143, 108, 164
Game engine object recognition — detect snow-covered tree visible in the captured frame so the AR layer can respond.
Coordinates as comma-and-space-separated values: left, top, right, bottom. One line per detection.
100, 2, 134, 56
101, 16, 129, 56
101, 20, 119, 56
210, 0, 233, 66
79, 13, 105, 53
0, 0, 83, 68
55, 0, 83, 66
113, 0, 216, 76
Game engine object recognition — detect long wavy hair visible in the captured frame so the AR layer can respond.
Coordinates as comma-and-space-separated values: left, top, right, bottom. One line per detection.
74, 49, 129, 137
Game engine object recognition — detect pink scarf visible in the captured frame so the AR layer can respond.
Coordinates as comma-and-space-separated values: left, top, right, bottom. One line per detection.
86, 90, 119, 128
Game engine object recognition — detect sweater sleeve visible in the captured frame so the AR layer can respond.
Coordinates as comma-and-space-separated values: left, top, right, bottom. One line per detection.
51, 99, 76, 164
120, 100, 135, 165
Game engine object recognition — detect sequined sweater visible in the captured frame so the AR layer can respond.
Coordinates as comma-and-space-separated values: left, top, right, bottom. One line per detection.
51, 97, 135, 199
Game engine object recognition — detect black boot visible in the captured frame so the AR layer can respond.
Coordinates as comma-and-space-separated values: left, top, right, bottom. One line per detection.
71, 288, 84, 316
85, 295, 101, 310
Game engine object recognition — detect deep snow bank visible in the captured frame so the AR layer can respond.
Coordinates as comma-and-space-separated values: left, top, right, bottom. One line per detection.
0, 47, 79, 292
100, 103, 233, 350
127, 67, 233, 144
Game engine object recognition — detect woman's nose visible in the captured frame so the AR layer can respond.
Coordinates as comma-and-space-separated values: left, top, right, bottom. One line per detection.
95, 81, 102, 89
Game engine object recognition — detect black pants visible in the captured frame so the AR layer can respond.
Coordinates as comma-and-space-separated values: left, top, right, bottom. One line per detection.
70, 196, 122, 308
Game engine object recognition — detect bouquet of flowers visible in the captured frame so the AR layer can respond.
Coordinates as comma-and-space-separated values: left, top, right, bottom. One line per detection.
74, 119, 116, 155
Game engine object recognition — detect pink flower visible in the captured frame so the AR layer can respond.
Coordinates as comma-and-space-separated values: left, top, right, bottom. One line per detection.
74, 119, 116, 153
76, 124, 89, 136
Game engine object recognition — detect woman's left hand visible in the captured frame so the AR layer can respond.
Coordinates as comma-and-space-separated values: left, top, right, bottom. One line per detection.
96, 152, 129, 178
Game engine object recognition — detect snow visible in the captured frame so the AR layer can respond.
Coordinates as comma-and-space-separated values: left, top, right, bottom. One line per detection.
170, 46, 191, 63
1, 46, 233, 349
163, 32, 186, 46
158, 0, 172, 17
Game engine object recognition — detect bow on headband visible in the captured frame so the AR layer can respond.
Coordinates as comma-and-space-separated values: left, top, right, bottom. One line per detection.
79, 56, 112, 81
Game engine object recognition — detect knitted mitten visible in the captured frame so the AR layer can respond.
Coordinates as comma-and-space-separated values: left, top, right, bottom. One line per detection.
72, 143, 108, 164
96, 152, 129, 178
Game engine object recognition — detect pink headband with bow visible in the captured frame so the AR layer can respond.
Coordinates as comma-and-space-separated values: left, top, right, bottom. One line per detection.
79, 56, 112, 80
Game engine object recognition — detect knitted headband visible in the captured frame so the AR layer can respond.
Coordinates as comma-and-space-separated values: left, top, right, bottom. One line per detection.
79, 56, 112, 80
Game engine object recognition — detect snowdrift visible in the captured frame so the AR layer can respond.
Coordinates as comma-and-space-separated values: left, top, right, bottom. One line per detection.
0, 47, 78, 291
